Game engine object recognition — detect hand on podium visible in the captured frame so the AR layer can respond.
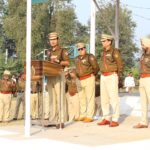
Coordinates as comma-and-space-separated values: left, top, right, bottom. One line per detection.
51, 58, 60, 64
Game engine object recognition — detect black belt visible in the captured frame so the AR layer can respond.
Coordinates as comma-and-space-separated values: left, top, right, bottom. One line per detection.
31, 92, 37, 94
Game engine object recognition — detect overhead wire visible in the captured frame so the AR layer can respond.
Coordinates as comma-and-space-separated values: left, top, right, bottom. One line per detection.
121, 2, 150, 21
133, 13, 150, 21
121, 2, 150, 10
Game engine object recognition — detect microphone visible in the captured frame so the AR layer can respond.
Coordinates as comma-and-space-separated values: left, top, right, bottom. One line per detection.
36, 51, 44, 57
44, 49, 48, 54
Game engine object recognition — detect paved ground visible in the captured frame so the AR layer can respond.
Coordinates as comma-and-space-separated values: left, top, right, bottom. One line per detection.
0, 115, 150, 150
0, 92, 150, 150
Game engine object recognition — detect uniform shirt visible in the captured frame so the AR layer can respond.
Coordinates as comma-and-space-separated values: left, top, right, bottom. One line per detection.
0, 78, 16, 92
47, 46, 70, 66
17, 78, 25, 92
75, 54, 99, 77
66, 77, 78, 96
100, 47, 124, 75
31, 81, 38, 93
140, 52, 150, 74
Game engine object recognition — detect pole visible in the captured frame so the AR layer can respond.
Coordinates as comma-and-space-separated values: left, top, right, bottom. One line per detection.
25, 0, 31, 137
5, 49, 8, 64
115, 0, 120, 48
93, 0, 115, 38
90, 0, 96, 55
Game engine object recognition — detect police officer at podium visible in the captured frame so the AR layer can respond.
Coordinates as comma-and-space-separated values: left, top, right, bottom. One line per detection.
46, 32, 70, 127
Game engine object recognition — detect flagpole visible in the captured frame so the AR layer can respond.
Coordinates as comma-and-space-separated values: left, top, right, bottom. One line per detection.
90, 0, 96, 55
25, 0, 31, 137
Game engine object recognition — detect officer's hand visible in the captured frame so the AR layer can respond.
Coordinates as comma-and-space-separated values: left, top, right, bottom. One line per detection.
69, 91, 76, 96
51, 58, 59, 63
118, 75, 123, 88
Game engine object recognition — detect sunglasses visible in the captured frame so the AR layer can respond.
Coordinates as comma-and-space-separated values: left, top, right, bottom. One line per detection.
101, 40, 107, 43
78, 47, 85, 51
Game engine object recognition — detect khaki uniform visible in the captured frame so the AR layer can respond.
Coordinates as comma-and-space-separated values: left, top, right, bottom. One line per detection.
75, 54, 99, 119
14, 78, 25, 119
30, 81, 39, 119
43, 90, 50, 119
0, 78, 16, 122
139, 52, 150, 125
66, 76, 81, 121
47, 46, 70, 122
100, 47, 124, 122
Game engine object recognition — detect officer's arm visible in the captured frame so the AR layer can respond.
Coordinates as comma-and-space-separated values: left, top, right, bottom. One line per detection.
60, 60, 70, 66
89, 54, 100, 75
46, 50, 51, 61
11, 80, 17, 93
113, 50, 124, 76
61, 49, 70, 67
114, 50, 124, 88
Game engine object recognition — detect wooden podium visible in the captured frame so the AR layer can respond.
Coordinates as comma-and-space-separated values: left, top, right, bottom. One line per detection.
30, 60, 63, 78
29, 60, 65, 129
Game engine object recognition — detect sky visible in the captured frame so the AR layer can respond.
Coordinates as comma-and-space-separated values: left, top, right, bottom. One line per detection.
72, 0, 150, 47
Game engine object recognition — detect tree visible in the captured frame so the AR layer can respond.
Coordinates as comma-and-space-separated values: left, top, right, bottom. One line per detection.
32, 0, 78, 56
32, 3, 50, 58
54, 6, 77, 47
3, 0, 26, 62
0, 0, 6, 52
2, 0, 78, 63
75, 21, 89, 44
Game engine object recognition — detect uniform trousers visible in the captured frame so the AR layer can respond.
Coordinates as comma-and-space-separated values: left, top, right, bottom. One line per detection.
30, 93, 39, 119
43, 92, 50, 119
66, 92, 79, 121
47, 76, 68, 122
78, 76, 95, 118
14, 92, 25, 119
100, 73, 119, 122
139, 77, 150, 125
0, 93, 12, 121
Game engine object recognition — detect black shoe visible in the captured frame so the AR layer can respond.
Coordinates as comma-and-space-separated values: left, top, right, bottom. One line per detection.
13, 118, 17, 121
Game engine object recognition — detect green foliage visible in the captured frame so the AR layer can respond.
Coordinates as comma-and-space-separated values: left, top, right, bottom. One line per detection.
3, 0, 26, 62
0, 53, 23, 77
0, 0, 6, 51
32, 0, 78, 55
32, 3, 50, 58
75, 21, 89, 44
54, 6, 77, 47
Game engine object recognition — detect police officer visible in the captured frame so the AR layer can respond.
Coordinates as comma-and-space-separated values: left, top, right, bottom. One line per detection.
97, 34, 124, 127
13, 73, 25, 120
133, 37, 150, 128
0, 70, 16, 122
46, 32, 70, 126
75, 42, 99, 122
65, 68, 81, 122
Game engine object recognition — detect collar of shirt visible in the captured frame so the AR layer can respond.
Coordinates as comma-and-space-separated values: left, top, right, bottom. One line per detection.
52, 45, 60, 51
104, 46, 113, 52
79, 54, 88, 60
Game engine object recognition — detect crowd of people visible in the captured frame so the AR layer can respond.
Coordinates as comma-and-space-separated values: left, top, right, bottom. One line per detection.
0, 32, 150, 129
